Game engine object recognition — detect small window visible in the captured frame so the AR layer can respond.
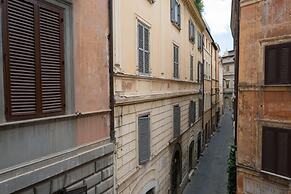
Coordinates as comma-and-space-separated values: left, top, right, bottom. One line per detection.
173, 105, 181, 138
225, 65, 230, 72
173, 44, 179, 78
190, 55, 194, 81
170, 0, 181, 28
189, 20, 195, 43
138, 21, 150, 74
138, 115, 151, 164
265, 42, 291, 85
226, 80, 230, 88
262, 126, 291, 178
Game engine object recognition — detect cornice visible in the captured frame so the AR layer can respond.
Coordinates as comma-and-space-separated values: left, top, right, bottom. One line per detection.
182, 0, 206, 31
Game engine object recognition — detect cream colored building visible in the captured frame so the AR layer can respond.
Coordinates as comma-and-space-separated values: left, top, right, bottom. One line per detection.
113, 0, 221, 193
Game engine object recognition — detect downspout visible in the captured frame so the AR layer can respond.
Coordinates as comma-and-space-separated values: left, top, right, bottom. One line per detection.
234, 0, 240, 146
108, 0, 115, 141
210, 44, 213, 136
201, 34, 205, 146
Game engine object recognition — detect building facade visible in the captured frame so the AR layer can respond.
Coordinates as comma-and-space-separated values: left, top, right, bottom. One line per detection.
232, 0, 291, 193
222, 50, 235, 111
0, 0, 114, 194
113, 0, 221, 193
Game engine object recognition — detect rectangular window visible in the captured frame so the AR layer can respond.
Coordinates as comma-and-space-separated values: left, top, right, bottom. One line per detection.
189, 101, 196, 126
3, 0, 65, 121
265, 42, 291, 85
199, 99, 203, 117
138, 22, 150, 74
226, 80, 230, 88
189, 20, 195, 43
138, 115, 150, 164
173, 44, 179, 78
262, 126, 291, 178
197, 33, 203, 51
190, 55, 194, 81
170, 0, 181, 28
173, 105, 181, 138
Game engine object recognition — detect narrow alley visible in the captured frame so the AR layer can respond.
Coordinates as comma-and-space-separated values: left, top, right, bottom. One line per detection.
183, 110, 234, 194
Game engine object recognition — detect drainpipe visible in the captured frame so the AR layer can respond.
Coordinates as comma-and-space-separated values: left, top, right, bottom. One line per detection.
210, 44, 213, 136
201, 34, 205, 147
234, 0, 240, 147
108, 0, 115, 141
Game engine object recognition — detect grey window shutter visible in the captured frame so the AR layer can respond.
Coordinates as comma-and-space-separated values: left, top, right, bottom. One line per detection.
189, 20, 191, 40
178, 4, 181, 26
138, 23, 144, 73
144, 27, 150, 73
193, 24, 196, 42
190, 55, 193, 80
170, 0, 175, 22
173, 105, 181, 138
193, 102, 196, 122
138, 115, 150, 164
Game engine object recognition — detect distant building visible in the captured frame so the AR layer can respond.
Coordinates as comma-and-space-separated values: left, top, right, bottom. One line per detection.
0, 1, 114, 193
232, 0, 291, 193
113, 0, 221, 193
222, 50, 235, 111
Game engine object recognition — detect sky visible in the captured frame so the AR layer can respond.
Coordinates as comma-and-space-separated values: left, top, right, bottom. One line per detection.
202, 0, 233, 55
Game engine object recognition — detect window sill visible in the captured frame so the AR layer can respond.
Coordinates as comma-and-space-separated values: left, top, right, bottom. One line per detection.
261, 170, 291, 181
0, 109, 111, 128
171, 22, 181, 31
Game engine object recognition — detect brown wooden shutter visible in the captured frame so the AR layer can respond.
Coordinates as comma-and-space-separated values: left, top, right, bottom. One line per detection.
39, 2, 65, 114
3, 0, 65, 120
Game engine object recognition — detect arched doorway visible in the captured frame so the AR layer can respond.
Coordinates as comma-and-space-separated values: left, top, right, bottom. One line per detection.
189, 141, 195, 170
171, 144, 182, 194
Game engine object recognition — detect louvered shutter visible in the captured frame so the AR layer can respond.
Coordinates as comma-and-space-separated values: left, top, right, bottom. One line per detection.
199, 99, 203, 117
4, 0, 37, 118
189, 101, 193, 126
138, 115, 150, 164
170, 0, 175, 22
265, 43, 291, 85
173, 105, 181, 138
190, 55, 193, 81
39, 2, 65, 114
144, 27, 150, 74
3, 0, 65, 120
189, 20, 191, 41
177, 4, 181, 26
138, 23, 144, 73
193, 102, 196, 122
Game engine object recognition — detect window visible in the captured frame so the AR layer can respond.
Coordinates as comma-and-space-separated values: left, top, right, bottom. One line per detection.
197, 33, 203, 51
173, 105, 181, 138
199, 99, 203, 117
190, 55, 194, 81
262, 126, 291, 178
138, 22, 150, 74
189, 101, 196, 126
225, 65, 230, 72
189, 20, 195, 43
3, 0, 65, 121
197, 62, 203, 83
226, 80, 230, 88
173, 44, 179, 78
138, 115, 151, 164
265, 42, 291, 85
170, 0, 181, 28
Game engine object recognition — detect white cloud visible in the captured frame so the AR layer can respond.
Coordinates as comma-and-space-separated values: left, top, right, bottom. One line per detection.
203, 0, 232, 35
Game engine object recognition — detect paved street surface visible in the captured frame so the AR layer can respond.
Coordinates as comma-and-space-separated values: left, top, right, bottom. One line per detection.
183, 110, 234, 194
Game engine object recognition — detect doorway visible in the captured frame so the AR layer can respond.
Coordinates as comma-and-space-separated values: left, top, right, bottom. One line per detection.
171, 144, 182, 194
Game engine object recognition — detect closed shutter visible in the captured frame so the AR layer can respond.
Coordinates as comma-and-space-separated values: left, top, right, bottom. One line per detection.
3, 0, 65, 120
190, 55, 193, 80
170, 0, 175, 22
265, 42, 291, 85
262, 126, 291, 178
138, 22, 150, 74
173, 105, 181, 138
39, 2, 65, 114
138, 115, 150, 164
193, 102, 196, 122
173, 45, 179, 78
144, 27, 150, 73
4, 0, 37, 117
199, 99, 203, 117
138, 23, 144, 73
189, 101, 193, 126
177, 4, 181, 26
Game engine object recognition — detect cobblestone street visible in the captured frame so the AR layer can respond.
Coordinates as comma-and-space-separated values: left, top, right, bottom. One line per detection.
183, 110, 234, 194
